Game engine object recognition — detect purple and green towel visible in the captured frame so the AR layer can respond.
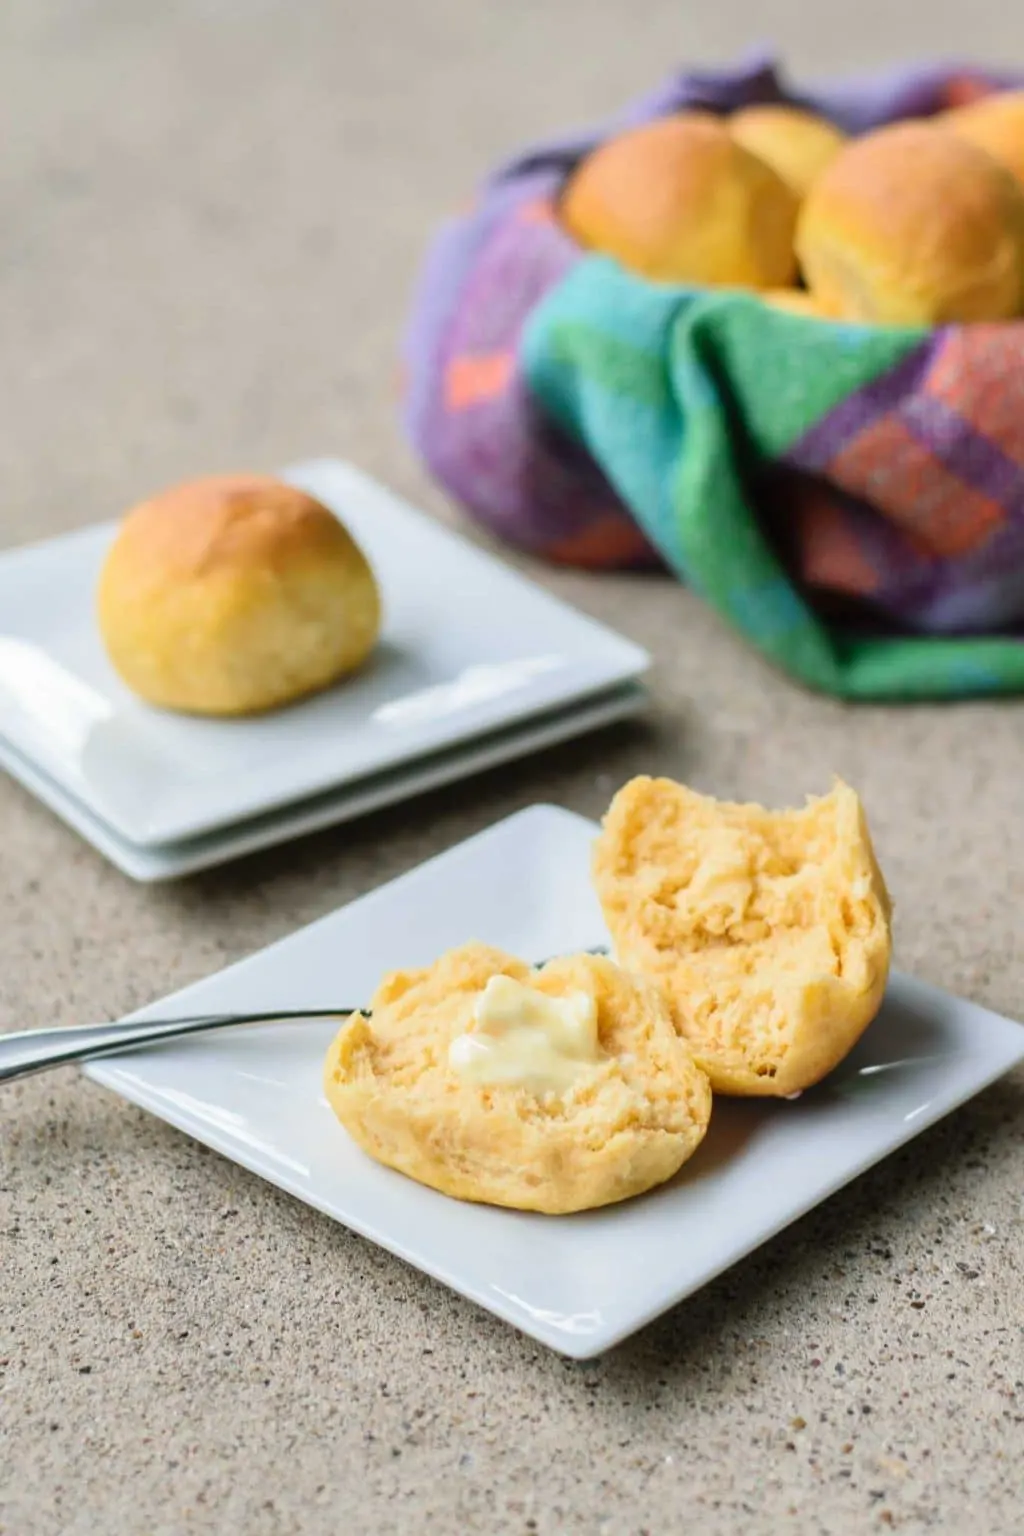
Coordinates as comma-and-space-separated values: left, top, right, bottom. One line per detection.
403, 54, 1024, 700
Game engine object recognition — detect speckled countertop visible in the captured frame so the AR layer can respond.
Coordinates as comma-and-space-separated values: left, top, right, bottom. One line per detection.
3, 5, 1024, 1533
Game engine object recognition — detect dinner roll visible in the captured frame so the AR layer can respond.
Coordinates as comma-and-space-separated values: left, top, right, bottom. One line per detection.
730, 104, 846, 200
561, 112, 799, 289
323, 943, 712, 1213
943, 90, 1024, 188
97, 474, 381, 716
593, 777, 893, 1098
796, 122, 1024, 325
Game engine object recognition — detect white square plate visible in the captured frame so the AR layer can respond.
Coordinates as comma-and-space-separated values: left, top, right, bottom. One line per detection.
0, 459, 648, 846
0, 683, 644, 881
87, 806, 1024, 1357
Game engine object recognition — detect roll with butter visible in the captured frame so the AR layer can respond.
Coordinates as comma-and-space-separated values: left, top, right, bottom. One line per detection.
323, 943, 712, 1213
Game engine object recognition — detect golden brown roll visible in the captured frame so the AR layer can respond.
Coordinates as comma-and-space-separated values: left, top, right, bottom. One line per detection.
323, 943, 712, 1213
97, 474, 381, 716
796, 121, 1024, 325
730, 104, 846, 200
561, 112, 799, 289
592, 777, 893, 1098
943, 90, 1024, 188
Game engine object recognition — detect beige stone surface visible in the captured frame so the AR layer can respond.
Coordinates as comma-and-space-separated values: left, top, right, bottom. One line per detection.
3, 4, 1024, 1532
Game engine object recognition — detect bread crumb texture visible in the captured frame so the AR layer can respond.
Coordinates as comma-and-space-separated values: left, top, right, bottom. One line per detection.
593, 778, 892, 1097
323, 943, 712, 1214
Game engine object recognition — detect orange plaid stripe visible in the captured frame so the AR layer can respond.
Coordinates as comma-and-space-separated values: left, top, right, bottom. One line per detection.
794, 488, 880, 596
518, 198, 556, 226
544, 512, 651, 569
828, 415, 1004, 559
942, 74, 1000, 109
927, 326, 1024, 471
444, 351, 515, 411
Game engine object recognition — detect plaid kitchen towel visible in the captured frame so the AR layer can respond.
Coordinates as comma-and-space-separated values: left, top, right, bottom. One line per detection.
403, 52, 1024, 698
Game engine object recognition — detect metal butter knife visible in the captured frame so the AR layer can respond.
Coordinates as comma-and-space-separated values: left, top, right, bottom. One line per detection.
1, 947, 611, 1085
0, 1008, 355, 1085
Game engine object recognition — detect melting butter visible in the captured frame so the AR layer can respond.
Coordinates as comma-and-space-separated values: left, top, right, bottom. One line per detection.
448, 974, 600, 1093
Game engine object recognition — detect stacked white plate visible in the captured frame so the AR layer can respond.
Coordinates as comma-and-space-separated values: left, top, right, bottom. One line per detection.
0, 459, 650, 880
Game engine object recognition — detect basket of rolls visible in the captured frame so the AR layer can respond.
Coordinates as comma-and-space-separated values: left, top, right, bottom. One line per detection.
403, 54, 1024, 701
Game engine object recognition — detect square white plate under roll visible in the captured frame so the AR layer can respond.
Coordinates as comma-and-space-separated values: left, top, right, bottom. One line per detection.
0, 683, 643, 881
0, 459, 649, 847
86, 806, 1024, 1357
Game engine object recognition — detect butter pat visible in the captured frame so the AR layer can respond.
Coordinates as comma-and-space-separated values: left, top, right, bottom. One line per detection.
448, 974, 601, 1094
